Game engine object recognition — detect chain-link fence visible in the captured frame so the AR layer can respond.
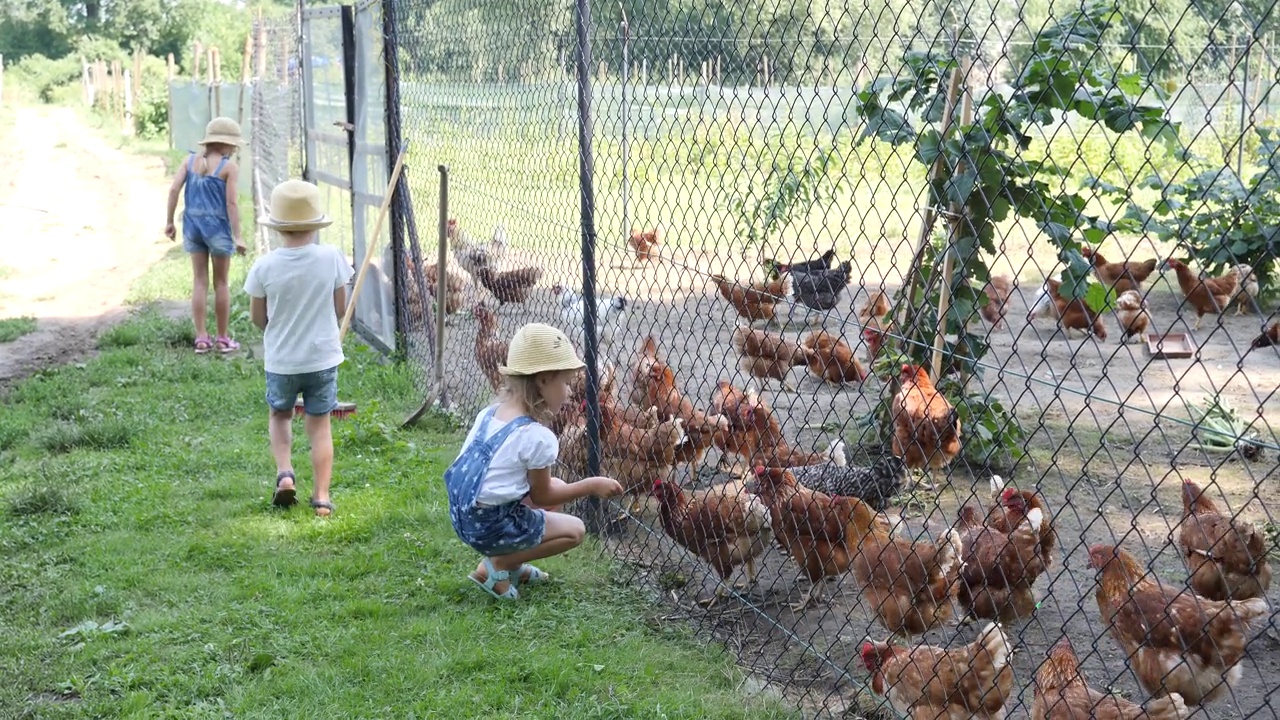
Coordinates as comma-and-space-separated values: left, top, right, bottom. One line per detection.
374, 0, 1280, 717
249, 14, 303, 255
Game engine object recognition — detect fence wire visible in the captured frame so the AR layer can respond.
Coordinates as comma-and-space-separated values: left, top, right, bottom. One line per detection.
379, 0, 1280, 717
249, 14, 303, 255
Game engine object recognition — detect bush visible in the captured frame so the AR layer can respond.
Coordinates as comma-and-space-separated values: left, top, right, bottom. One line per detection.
10, 54, 82, 103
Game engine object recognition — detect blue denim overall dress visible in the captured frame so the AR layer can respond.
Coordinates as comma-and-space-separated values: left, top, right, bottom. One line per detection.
446, 407, 548, 556
182, 153, 235, 256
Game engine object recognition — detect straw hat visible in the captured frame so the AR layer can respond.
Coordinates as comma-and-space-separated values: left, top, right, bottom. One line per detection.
198, 117, 245, 147
260, 180, 333, 231
499, 324, 586, 376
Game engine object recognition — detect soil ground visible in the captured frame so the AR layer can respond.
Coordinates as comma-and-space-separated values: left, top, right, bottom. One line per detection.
0, 106, 176, 386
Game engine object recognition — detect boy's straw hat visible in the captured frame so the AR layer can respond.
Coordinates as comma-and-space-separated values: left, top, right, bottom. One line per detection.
198, 117, 245, 147
260, 180, 333, 231
499, 324, 586, 376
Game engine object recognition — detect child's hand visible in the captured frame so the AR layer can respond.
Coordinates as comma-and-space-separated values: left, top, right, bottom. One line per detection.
585, 476, 624, 499
164, 223, 176, 241
234, 238, 248, 256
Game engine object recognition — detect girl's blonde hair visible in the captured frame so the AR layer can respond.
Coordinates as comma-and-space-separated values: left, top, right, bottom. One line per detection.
501, 372, 559, 427
204, 142, 238, 157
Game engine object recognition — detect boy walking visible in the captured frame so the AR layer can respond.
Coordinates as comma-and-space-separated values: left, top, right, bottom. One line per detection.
245, 180, 354, 516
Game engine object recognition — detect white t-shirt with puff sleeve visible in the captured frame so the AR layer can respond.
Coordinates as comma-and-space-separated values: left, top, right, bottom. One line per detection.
460, 408, 559, 506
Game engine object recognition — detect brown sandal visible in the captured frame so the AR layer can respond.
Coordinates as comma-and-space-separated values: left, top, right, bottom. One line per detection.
310, 498, 335, 517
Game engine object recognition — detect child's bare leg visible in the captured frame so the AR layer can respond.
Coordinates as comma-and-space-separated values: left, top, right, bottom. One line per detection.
473, 512, 586, 593
190, 252, 210, 335
268, 408, 294, 490
211, 255, 232, 338
304, 412, 334, 506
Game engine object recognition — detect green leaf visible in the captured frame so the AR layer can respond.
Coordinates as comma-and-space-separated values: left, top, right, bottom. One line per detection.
917, 129, 943, 165
1083, 282, 1113, 312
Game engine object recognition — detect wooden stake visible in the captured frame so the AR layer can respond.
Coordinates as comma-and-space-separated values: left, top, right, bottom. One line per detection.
340, 144, 410, 340
166, 53, 175, 149
193, 41, 203, 83
892, 64, 965, 351
237, 34, 251, 127
123, 69, 134, 136
930, 58, 974, 381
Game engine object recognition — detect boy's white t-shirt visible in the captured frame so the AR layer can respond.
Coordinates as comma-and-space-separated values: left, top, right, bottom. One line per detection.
461, 408, 559, 506
243, 243, 354, 375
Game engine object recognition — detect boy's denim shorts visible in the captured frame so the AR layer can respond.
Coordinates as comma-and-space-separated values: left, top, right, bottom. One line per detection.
451, 499, 546, 556
265, 366, 339, 416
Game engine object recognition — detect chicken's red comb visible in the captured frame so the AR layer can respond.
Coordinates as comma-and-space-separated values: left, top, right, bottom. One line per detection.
753, 465, 767, 476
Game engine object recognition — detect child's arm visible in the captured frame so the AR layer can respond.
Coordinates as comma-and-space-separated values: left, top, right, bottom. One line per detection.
333, 286, 347, 320
223, 162, 245, 256
527, 467, 622, 508
163, 161, 189, 240
250, 296, 268, 330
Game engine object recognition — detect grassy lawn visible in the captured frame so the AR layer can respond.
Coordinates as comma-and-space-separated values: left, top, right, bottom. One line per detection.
0, 252, 794, 718
0, 316, 38, 343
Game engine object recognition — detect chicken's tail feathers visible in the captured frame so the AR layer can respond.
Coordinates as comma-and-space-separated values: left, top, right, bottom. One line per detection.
1229, 597, 1271, 627
826, 439, 847, 468
972, 621, 1012, 669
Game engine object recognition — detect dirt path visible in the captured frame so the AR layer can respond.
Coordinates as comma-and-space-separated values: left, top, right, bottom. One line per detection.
0, 105, 176, 385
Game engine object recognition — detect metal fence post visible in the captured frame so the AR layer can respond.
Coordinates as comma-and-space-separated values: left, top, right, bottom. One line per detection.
436, 165, 450, 407
620, 10, 631, 259
575, 0, 606, 533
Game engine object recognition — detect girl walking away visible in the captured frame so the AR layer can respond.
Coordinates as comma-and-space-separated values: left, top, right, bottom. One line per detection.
244, 180, 353, 517
447, 324, 624, 600
164, 117, 247, 354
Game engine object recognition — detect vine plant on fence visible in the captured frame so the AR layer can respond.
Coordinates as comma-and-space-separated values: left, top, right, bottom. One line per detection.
851, 2, 1181, 470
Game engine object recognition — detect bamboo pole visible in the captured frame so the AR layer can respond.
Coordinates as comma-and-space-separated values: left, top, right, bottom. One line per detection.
930, 58, 974, 381
340, 145, 410, 339
891, 64, 965, 353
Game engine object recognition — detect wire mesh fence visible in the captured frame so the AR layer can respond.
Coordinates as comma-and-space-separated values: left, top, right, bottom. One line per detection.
373, 0, 1280, 716
249, 13, 303, 254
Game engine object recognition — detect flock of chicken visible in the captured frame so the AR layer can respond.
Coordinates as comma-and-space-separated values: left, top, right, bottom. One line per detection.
415, 220, 1277, 718
1028, 246, 1279, 349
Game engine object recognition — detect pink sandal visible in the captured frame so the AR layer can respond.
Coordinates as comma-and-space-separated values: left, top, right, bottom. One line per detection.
194, 335, 213, 354
215, 336, 240, 354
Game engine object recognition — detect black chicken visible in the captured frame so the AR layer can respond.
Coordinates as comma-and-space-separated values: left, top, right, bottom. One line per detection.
790, 454, 906, 511
788, 260, 853, 310
762, 248, 836, 281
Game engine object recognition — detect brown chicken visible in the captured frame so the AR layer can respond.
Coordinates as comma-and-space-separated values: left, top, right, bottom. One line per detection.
859, 289, 892, 324
601, 404, 691, 499
1029, 279, 1108, 339
801, 330, 867, 383
1114, 289, 1152, 343
471, 253, 543, 306
401, 257, 468, 317
1088, 543, 1270, 705
557, 404, 658, 478
709, 380, 844, 470
861, 621, 1014, 719
710, 274, 799, 326
1082, 245, 1158, 295
731, 326, 816, 392
955, 499, 1047, 625
1179, 478, 1272, 602
1231, 263, 1259, 315
892, 364, 961, 475
1162, 258, 1239, 331
630, 336, 730, 465
981, 275, 1015, 330
1249, 320, 1280, 350
862, 317, 895, 370
628, 226, 662, 262
1032, 636, 1190, 720
851, 496, 962, 635
653, 478, 772, 606
986, 484, 1059, 571
550, 362, 618, 436
745, 466, 863, 610
473, 303, 507, 393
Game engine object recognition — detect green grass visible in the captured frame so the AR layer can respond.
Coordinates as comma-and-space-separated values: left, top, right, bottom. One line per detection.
0, 316, 39, 343
0, 306, 792, 717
